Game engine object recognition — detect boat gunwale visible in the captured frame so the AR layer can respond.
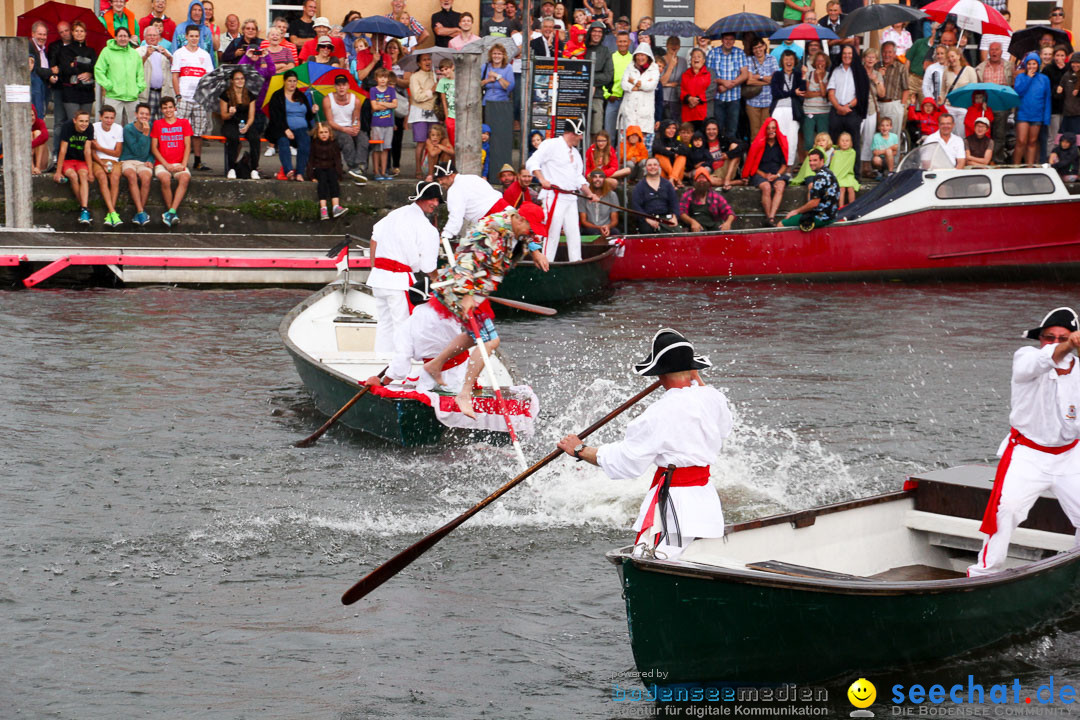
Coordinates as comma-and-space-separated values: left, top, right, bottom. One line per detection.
605, 486, 1080, 596
512, 242, 620, 269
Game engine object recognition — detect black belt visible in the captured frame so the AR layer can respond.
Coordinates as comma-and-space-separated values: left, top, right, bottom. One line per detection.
656, 463, 683, 548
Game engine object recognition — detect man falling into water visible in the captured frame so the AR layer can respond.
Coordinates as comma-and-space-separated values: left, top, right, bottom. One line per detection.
557, 329, 732, 559
969, 308, 1080, 577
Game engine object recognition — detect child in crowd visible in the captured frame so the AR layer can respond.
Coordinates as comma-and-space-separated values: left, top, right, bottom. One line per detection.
908, 98, 944, 143
481, 123, 491, 176
686, 131, 712, 174
368, 68, 398, 181
791, 132, 833, 185
31, 107, 49, 175
830, 132, 860, 208
435, 58, 456, 144
120, 102, 155, 226
91, 106, 126, 228
528, 129, 544, 157
653, 119, 688, 187
53, 109, 95, 226
563, 8, 588, 58
962, 90, 994, 138
1050, 132, 1079, 181
621, 125, 649, 181
423, 123, 454, 181
307, 122, 347, 221
871, 117, 899, 175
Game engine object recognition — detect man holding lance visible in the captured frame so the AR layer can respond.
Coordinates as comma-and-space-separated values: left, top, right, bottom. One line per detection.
422, 204, 550, 417
557, 329, 733, 559
434, 159, 510, 243
969, 308, 1080, 577
525, 116, 600, 263
365, 181, 443, 385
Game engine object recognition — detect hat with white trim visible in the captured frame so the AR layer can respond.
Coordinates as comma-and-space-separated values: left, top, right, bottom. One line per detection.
632, 328, 712, 376
1024, 307, 1079, 340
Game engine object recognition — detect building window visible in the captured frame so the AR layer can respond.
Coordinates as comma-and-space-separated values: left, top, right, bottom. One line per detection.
268, 0, 304, 32
1026, 1, 1063, 25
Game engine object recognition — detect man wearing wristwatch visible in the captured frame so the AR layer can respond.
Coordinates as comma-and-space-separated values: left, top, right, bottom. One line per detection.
557, 328, 733, 559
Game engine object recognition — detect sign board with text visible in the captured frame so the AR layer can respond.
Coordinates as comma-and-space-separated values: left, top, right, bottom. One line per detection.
528, 57, 593, 141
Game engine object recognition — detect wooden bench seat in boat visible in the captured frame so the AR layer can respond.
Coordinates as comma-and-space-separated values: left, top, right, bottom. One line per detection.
904, 510, 1074, 559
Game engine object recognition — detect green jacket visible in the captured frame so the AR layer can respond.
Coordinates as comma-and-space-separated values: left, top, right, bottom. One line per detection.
94, 39, 147, 102
606, 50, 633, 100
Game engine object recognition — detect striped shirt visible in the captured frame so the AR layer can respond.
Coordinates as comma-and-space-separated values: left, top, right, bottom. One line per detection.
705, 46, 748, 102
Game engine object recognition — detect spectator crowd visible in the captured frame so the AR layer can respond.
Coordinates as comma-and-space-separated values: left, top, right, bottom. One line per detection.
23, 0, 1080, 229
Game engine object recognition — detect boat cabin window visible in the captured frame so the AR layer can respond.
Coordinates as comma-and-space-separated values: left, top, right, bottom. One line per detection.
1002, 173, 1056, 197
935, 175, 991, 200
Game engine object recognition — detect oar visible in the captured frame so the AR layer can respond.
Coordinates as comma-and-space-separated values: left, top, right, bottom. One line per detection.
294, 367, 387, 448
465, 310, 528, 470
554, 186, 667, 223
485, 296, 557, 316
340, 379, 662, 605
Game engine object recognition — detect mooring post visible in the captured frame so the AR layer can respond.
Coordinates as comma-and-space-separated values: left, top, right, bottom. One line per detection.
455, 49, 483, 176
0, 36, 35, 229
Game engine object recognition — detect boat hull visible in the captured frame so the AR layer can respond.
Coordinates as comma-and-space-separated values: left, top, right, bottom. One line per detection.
494, 245, 617, 304
616, 552, 1080, 685
610, 201, 1080, 282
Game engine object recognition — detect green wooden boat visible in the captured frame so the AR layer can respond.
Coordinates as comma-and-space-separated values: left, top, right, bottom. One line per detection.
607, 465, 1080, 685
494, 242, 618, 306
280, 281, 527, 447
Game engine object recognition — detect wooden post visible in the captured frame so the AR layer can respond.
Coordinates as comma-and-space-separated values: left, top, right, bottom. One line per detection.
455, 49, 483, 176
1, 36, 34, 228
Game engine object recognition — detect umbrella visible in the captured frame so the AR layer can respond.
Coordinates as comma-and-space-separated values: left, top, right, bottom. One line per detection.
307, 66, 367, 121
946, 82, 1020, 112
770, 23, 839, 42
1007, 27, 1073, 59
260, 61, 336, 113
342, 16, 415, 38
837, 4, 927, 38
642, 20, 707, 38
193, 64, 266, 111
17, 1, 110, 52
398, 46, 455, 73
706, 13, 779, 38
922, 0, 1011, 36
469, 35, 520, 60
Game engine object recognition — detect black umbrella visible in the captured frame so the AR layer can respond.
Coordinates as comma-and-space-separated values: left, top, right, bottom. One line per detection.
838, 3, 927, 37
642, 20, 707, 38
193, 64, 266, 111
1007, 26, 1073, 59
705, 13, 779, 39
342, 16, 415, 38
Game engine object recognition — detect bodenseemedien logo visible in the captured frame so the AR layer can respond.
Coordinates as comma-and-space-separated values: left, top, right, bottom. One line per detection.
848, 678, 876, 717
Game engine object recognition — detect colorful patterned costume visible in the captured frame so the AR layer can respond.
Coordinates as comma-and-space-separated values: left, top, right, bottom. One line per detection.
432, 208, 542, 340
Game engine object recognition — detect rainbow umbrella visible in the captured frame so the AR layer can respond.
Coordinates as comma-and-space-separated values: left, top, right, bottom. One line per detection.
307, 66, 367, 122
260, 61, 335, 114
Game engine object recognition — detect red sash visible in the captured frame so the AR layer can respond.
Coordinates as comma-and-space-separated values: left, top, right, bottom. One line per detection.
979, 428, 1079, 535
486, 198, 510, 216
422, 350, 469, 371
636, 466, 710, 545
374, 257, 413, 273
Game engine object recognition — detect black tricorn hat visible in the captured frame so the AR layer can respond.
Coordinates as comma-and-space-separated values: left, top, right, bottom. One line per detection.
410, 180, 443, 202
433, 159, 457, 177
632, 328, 712, 376
1024, 307, 1079, 340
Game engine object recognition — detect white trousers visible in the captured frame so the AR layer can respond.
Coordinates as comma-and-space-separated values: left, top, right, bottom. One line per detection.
772, 106, 799, 166
968, 444, 1080, 577
541, 191, 582, 262
373, 288, 411, 377
860, 112, 878, 161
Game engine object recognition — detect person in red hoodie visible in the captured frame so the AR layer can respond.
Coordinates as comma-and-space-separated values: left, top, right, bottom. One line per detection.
962, 89, 994, 137
679, 48, 711, 130
907, 97, 944, 143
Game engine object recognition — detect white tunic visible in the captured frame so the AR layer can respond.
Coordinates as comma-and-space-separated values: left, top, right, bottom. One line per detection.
441, 174, 505, 240
596, 383, 732, 540
1008, 344, 1080, 450
525, 136, 588, 196
389, 302, 470, 391
366, 203, 440, 291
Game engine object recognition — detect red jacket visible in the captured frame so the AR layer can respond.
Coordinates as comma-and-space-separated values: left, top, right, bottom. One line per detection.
680, 65, 712, 123
139, 13, 177, 41
908, 102, 944, 138
585, 144, 618, 177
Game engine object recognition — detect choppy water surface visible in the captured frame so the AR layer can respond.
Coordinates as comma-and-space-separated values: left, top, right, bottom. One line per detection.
2, 281, 1079, 719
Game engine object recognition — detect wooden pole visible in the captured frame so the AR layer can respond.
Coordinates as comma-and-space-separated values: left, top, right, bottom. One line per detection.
455, 49, 483, 176
519, 0, 534, 167
1, 36, 35, 229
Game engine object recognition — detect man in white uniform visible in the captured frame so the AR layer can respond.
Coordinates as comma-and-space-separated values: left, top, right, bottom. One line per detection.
557, 329, 733, 559
525, 116, 600, 263
434, 160, 510, 241
969, 308, 1080, 577
366, 181, 442, 382
922, 114, 966, 168
389, 293, 494, 393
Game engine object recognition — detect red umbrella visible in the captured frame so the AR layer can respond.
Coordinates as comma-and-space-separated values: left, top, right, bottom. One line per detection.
922, 0, 1012, 37
17, 1, 111, 52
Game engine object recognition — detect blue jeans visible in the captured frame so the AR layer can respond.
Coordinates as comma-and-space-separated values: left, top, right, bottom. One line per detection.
278, 130, 311, 176
714, 99, 740, 140
604, 96, 622, 137
30, 73, 47, 121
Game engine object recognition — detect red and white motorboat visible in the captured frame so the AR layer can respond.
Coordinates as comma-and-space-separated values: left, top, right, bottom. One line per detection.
610, 145, 1080, 282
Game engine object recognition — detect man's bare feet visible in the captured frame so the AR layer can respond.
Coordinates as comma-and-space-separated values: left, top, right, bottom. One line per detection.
456, 391, 476, 419
422, 360, 446, 387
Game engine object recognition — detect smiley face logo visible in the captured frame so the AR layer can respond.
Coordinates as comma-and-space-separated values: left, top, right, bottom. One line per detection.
848, 678, 876, 709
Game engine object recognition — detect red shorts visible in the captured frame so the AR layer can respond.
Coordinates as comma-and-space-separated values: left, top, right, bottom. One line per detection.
63, 159, 88, 174
445, 118, 455, 145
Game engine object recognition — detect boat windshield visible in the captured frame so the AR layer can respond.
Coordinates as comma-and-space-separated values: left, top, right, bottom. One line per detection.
897, 142, 956, 172
836, 168, 924, 221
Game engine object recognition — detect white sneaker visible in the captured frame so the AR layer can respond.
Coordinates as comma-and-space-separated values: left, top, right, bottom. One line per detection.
250, 170, 260, 180
227, 169, 237, 179
290, 147, 297, 156
264, 146, 275, 157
